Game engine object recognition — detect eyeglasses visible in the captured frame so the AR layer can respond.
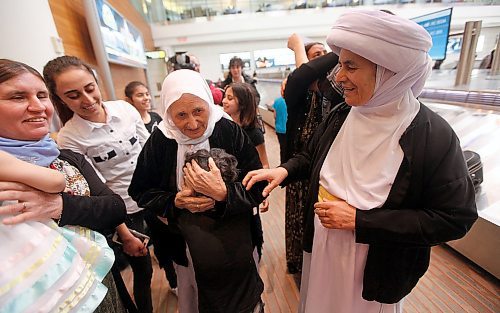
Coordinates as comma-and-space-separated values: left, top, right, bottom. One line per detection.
327, 64, 344, 97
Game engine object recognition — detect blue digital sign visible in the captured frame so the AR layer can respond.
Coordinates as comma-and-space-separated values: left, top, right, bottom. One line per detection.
412, 8, 453, 61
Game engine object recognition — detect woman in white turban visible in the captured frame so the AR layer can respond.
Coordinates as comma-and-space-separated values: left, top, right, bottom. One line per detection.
129, 69, 266, 313
244, 10, 477, 313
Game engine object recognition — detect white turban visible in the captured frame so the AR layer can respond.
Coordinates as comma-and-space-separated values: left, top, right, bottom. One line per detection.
327, 10, 433, 103
320, 10, 433, 210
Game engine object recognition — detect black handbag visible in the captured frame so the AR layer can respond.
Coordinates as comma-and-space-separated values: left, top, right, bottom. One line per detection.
463, 150, 483, 192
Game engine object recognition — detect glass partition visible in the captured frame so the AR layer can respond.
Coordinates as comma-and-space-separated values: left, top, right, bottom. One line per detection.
131, 0, 498, 24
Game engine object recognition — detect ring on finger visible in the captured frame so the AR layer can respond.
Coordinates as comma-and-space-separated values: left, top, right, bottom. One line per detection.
21, 202, 27, 213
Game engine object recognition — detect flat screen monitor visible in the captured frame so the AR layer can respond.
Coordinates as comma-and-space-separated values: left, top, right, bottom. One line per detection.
254, 48, 295, 68
93, 0, 147, 68
412, 8, 453, 61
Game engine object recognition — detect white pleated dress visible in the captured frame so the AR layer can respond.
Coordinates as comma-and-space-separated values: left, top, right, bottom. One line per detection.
0, 219, 114, 313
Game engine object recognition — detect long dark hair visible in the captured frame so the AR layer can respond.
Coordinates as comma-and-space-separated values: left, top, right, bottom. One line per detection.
43, 56, 98, 125
124, 81, 147, 99
228, 82, 258, 128
0, 59, 44, 85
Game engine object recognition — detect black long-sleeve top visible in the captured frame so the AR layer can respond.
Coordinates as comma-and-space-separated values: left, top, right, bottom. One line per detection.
58, 149, 126, 235
283, 52, 343, 161
280, 103, 477, 303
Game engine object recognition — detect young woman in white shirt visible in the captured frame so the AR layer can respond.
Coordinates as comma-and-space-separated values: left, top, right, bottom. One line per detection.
43, 56, 153, 313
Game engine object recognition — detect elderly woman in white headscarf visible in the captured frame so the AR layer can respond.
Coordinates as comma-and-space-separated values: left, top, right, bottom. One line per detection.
244, 10, 477, 313
129, 69, 266, 313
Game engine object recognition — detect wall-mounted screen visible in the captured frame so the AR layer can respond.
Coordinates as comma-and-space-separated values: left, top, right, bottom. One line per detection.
412, 8, 453, 61
254, 48, 295, 68
219, 52, 252, 70
94, 0, 147, 68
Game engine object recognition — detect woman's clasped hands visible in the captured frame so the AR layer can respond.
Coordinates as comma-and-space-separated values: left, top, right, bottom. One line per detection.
314, 199, 356, 230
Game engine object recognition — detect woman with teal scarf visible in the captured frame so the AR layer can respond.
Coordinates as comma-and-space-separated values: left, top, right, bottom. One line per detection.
0, 59, 127, 313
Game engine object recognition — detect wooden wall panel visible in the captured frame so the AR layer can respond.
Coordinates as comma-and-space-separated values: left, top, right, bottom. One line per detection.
49, 1, 96, 65
48, 0, 153, 100
110, 63, 147, 99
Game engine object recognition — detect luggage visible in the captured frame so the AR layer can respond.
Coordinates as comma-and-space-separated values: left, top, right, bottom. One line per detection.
464, 150, 483, 192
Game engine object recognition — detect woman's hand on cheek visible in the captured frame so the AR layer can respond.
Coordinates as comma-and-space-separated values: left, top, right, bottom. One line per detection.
183, 158, 227, 201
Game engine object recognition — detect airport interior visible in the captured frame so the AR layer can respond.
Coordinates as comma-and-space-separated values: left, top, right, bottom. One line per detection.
0, 0, 499, 312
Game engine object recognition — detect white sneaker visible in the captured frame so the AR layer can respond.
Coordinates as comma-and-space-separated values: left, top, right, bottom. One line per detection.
170, 287, 178, 297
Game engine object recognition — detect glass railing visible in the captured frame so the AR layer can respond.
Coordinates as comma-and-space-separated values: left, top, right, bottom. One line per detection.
130, 0, 499, 24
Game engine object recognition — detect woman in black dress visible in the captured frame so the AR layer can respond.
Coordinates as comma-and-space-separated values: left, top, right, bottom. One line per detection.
129, 70, 266, 313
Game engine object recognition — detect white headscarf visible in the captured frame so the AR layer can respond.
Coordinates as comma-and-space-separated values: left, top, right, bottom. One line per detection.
320, 10, 433, 210
157, 69, 229, 189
